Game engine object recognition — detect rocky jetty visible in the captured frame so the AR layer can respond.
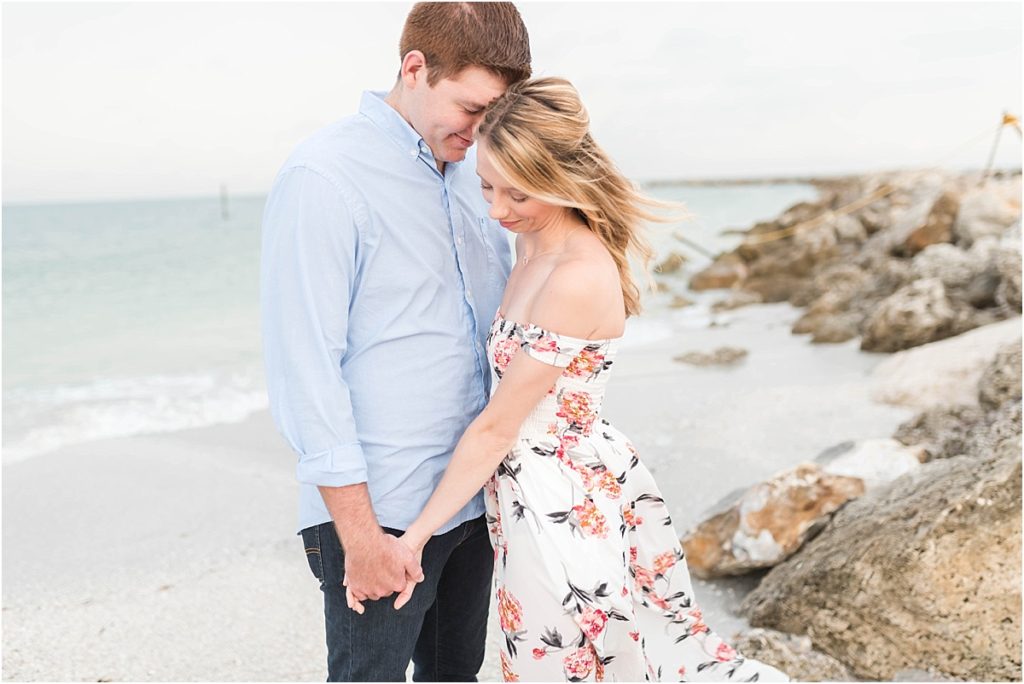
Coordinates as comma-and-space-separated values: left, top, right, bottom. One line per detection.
689, 170, 1021, 352
675, 169, 1022, 681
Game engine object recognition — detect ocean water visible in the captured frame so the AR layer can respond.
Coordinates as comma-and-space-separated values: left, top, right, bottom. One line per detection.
2, 183, 818, 462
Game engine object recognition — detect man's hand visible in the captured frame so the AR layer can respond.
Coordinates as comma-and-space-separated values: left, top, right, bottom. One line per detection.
344, 532, 423, 610
317, 484, 424, 614
344, 532, 424, 614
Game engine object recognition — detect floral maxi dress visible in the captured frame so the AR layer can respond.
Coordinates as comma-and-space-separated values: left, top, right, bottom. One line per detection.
484, 312, 789, 683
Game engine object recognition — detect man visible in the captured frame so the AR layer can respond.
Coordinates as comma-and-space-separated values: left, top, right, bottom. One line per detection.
260, 3, 531, 681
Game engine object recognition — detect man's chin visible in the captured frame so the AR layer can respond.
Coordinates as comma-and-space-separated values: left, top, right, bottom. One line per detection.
443, 147, 471, 164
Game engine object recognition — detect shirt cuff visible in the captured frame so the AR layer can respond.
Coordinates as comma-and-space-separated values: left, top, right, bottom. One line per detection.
295, 443, 369, 487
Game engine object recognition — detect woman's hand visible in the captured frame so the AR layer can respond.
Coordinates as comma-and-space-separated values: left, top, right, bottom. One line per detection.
392, 536, 425, 610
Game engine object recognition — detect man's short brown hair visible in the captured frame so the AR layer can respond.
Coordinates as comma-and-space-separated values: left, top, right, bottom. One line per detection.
400, 2, 531, 86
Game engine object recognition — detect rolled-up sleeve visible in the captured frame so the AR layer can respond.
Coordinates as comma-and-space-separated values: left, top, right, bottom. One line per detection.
260, 165, 368, 488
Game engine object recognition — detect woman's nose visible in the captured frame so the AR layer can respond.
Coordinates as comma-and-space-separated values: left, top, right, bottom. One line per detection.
489, 200, 508, 220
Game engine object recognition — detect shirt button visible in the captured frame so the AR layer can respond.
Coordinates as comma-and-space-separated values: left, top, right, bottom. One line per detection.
456, 237, 463, 245
410, 148, 417, 157
467, 289, 473, 297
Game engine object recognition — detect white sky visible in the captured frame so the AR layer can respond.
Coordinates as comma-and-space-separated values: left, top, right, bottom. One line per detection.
3, 1, 1021, 203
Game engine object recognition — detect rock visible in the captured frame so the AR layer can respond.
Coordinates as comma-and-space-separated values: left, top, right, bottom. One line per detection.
680, 463, 864, 578
807, 312, 862, 344
711, 290, 763, 312
995, 221, 1022, 312
819, 438, 926, 489
891, 668, 963, 682
791, 262, 870, 313
689, 253, 748, 291
953, 187, 1021, 247
861, 278, 957, 352
741, 445, 1022, 682
901, 190, 959, 255
673, 347, 748, 366
830, 214, 868, 244
791, 264, 872, 342
893, 404, 986, 461
979, 340, 1023, 410
963, 399, 1022, 462
870, 318, 1023, 409
911, 243, 977, 290
741, 273, 807, 303
730, 628, 857, 682
654, 251, 687, 275
668, 294, 694, 309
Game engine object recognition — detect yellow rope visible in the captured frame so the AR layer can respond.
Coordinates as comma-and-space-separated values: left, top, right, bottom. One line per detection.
739, 113, 1020, 248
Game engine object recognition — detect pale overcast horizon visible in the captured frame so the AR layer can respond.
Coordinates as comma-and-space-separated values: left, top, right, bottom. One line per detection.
3, 1, 1022, 204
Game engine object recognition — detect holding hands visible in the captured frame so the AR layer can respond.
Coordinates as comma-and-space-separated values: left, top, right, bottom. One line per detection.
344, 530, 425, 613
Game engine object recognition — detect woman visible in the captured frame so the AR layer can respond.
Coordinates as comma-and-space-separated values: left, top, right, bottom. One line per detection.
350, 78, 789, 682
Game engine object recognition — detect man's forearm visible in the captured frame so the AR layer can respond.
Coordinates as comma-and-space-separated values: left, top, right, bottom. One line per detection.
318, 483, 383, 551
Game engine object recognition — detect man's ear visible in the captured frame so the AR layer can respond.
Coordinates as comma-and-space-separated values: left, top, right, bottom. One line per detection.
399, 50, 428, 90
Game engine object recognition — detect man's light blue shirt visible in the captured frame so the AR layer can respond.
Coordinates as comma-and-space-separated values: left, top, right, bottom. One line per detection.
261, 91, 512, 535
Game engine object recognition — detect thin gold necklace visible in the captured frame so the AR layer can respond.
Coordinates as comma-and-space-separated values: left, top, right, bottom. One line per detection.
520, 227, 580, 265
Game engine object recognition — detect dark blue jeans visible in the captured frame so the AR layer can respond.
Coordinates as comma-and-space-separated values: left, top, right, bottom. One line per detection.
301, 516, 493, 682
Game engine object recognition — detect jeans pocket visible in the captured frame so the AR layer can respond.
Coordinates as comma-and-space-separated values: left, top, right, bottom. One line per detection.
300, 525, 325, 583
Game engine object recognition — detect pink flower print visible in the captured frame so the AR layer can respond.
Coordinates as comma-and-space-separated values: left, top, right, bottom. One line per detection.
493, 338, 520, 374
629, 630, 640, 641
577, 606, 609, 641
715, 642, 737, 662
559, 434, 580, 449
500, 650, 519, 681
622, 505, 643, 529
496, 588, 523, 633
572, 498, 609, 538
597, 470, 621, 499
565, 348, 605, 378
653, 551, 677, 575
650, 594, 671, 611
562, 646, 595, 681
632, 565, 656, 593
629, 546, 638, 564
531, 335, 559, 354
532, 647, 546, 660
678, 665, 687, 677
547, 422, 559, 435
556, 390, 597, 434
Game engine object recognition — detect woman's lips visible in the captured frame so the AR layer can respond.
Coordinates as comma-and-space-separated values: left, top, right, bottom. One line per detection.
499, 220, 519, 228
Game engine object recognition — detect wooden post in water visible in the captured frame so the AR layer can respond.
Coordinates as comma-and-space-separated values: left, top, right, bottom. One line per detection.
220, 183, 230, 220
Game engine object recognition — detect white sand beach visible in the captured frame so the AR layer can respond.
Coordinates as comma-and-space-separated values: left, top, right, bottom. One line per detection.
2, 301, 915, 682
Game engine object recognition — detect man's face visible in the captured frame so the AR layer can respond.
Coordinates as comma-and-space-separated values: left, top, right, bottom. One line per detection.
406, 66, 507, 165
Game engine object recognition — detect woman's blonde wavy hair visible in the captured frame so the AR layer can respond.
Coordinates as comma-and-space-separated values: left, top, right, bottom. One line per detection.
477, 77, 681, 317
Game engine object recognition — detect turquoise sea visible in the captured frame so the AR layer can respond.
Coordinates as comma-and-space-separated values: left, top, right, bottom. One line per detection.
2, 183, 818, 461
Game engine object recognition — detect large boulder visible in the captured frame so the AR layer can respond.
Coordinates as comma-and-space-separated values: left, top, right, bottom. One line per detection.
680, 463, 864, 578
893, 404, 986, 461
870, 318, 1023, 409
741, 444, 1022, 681
730, 628, 857, 682
953, 186, 1021, 247
861, 278, 957, 352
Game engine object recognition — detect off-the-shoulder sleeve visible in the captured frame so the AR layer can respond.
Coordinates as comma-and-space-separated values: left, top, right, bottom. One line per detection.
520, 324, 588, 368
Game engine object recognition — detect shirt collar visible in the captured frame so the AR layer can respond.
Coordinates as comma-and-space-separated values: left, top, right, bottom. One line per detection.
359, 90, 450, 168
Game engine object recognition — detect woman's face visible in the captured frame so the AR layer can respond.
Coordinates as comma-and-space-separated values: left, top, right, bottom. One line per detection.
477, 141, 572, 235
